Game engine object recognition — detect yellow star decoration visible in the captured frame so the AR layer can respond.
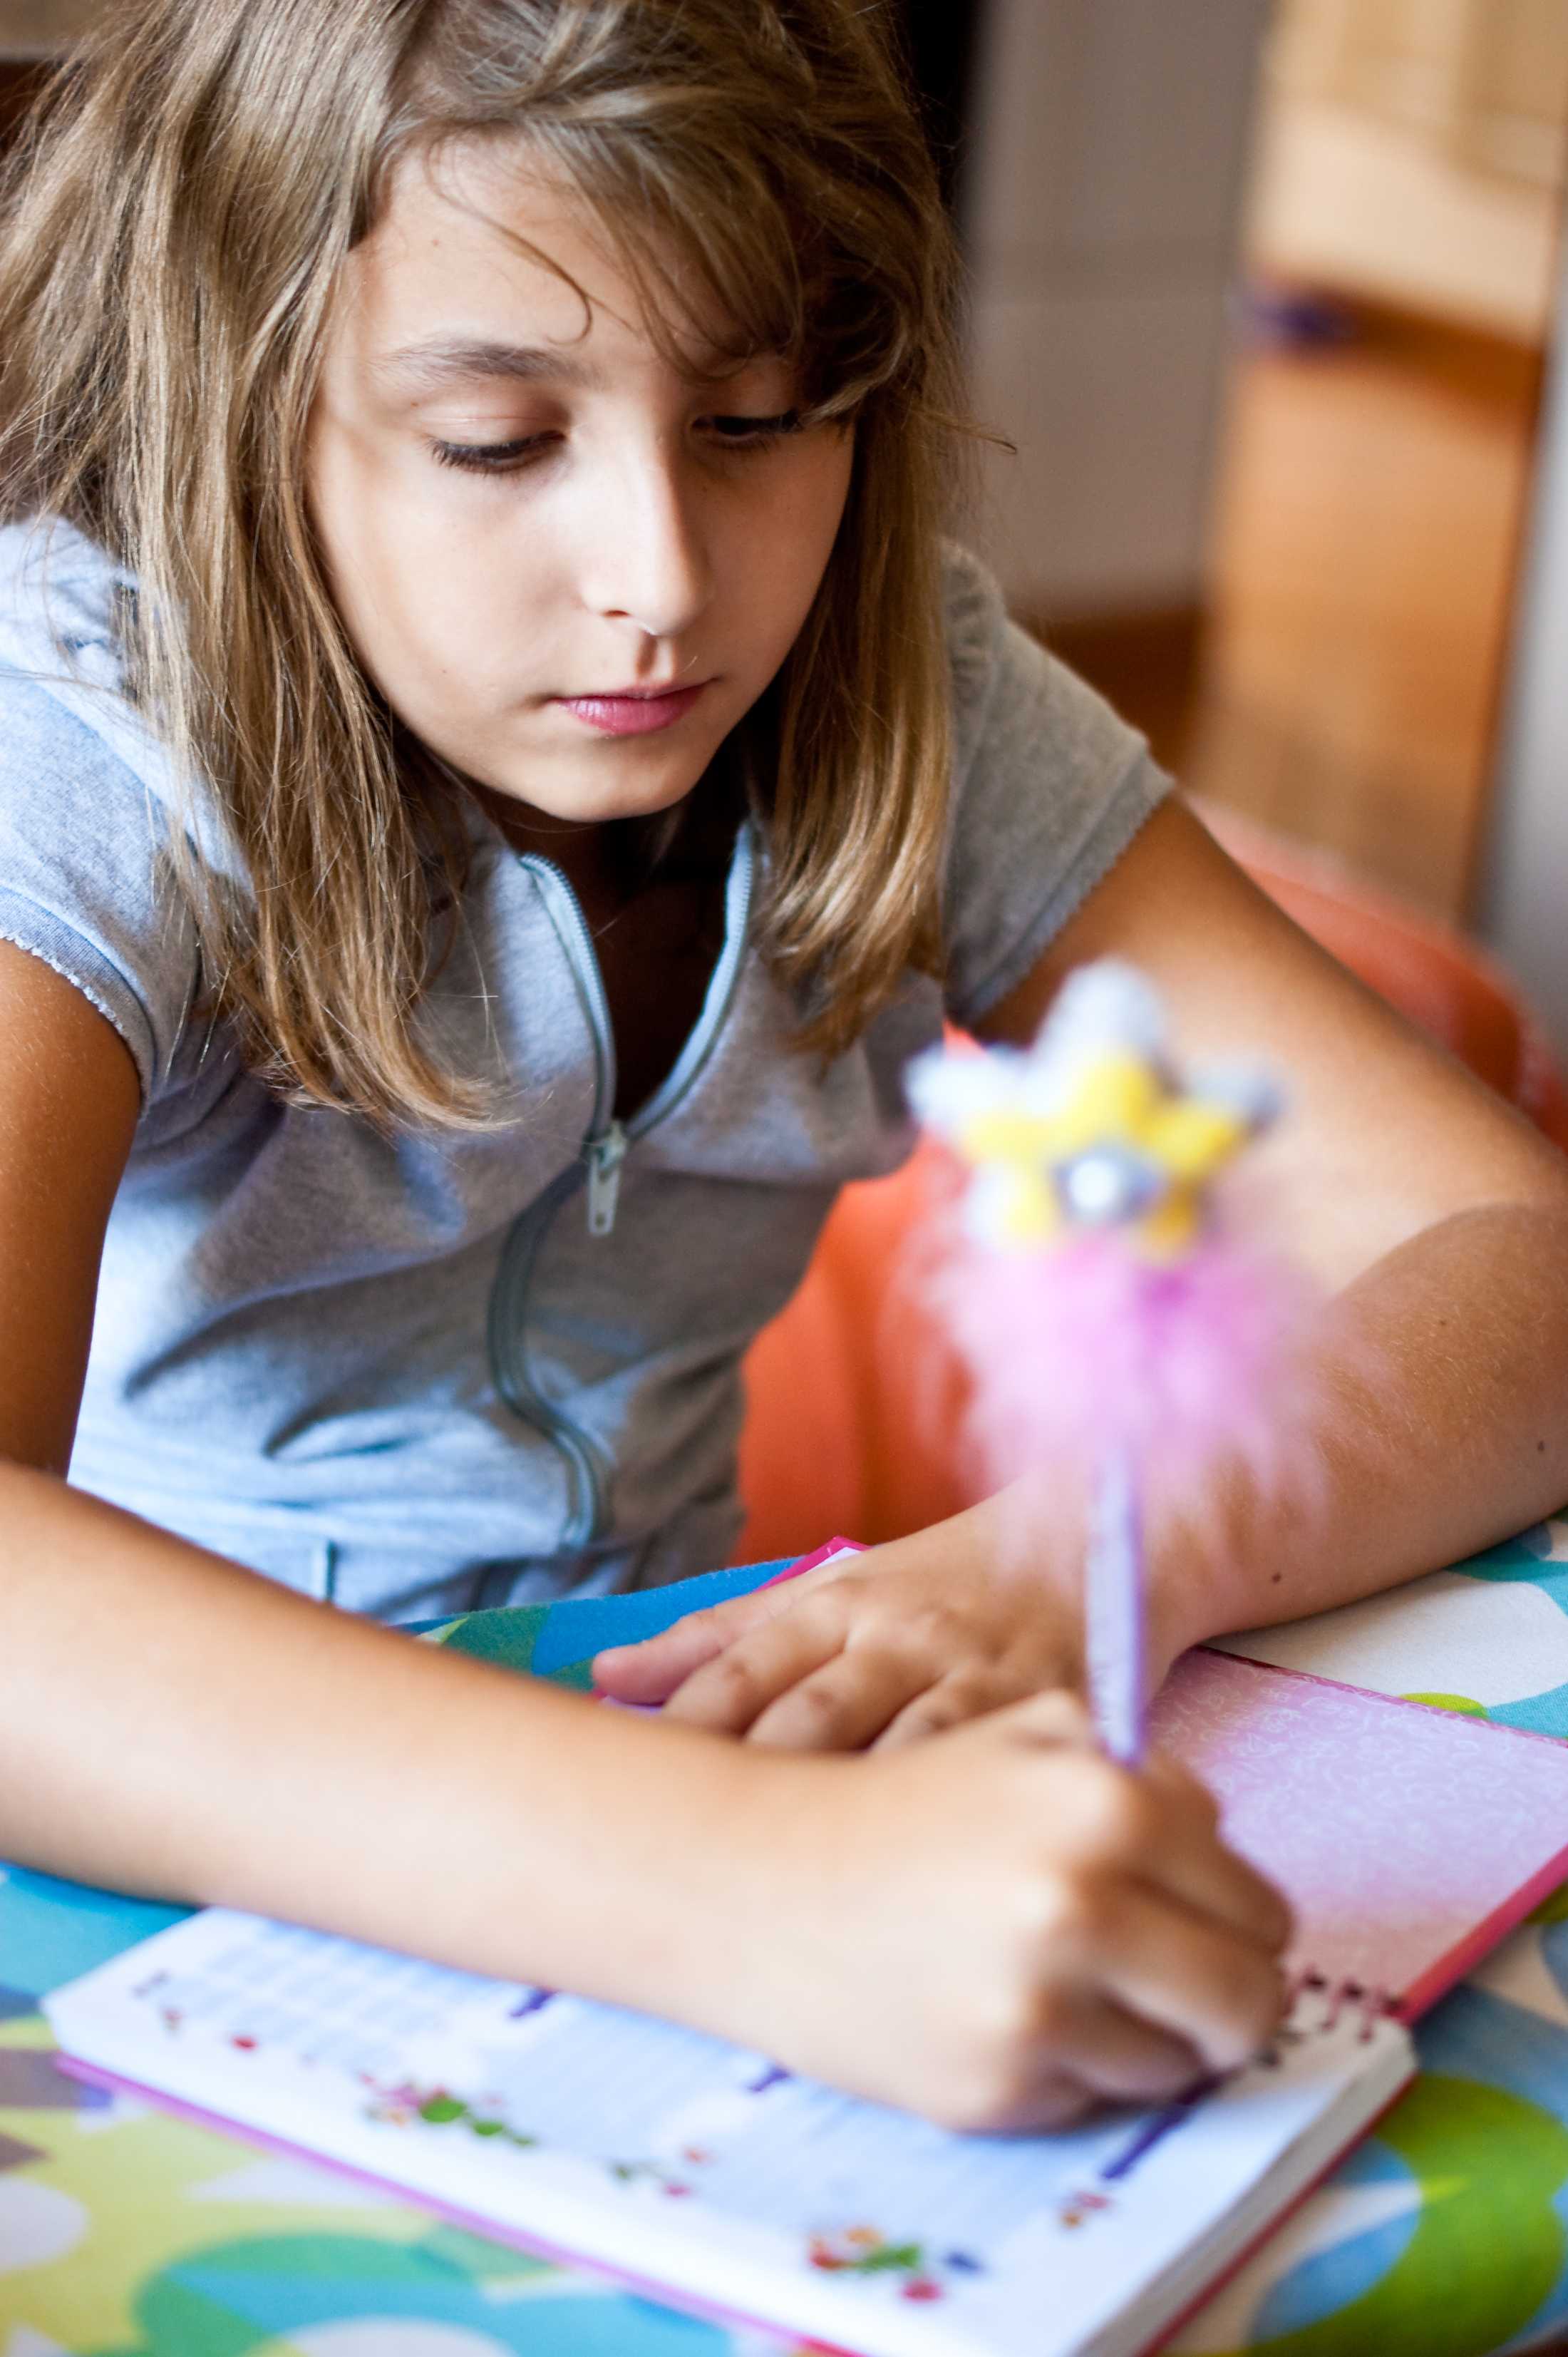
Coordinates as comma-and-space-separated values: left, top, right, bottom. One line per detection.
953, 1047, 1256, 1260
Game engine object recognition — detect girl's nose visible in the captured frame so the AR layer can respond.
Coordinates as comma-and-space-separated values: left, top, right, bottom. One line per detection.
579, 448, 714, 643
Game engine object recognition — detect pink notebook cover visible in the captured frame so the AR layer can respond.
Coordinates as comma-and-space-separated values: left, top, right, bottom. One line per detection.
1150, 1649, 1568, 2018
761, 1541, 1568, 2020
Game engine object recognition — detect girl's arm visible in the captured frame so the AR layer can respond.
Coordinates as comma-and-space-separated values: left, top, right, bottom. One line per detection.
1014, 798, 1568, 1661
0, 939, 1288, 2126
599, 800, 1568, 1745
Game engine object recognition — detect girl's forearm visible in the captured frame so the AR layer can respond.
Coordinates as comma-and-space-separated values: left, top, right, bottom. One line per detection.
1150, 1201, 1568, 1665
0, 1463, 795, 2038
0, 1466, 1299, 2130
892, 1201, 1568, 1692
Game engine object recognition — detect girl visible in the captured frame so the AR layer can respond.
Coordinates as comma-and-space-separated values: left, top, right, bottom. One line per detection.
0, 0, 1564, 2132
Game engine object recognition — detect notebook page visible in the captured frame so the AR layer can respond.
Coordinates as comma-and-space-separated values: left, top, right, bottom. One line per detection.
1151, 1650, 1568, 2012
48, 1909, 1410, 2357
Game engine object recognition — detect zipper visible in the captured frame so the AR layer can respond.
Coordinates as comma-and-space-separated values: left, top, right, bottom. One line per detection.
586, 1119, 629, 1236
487, 824, 756, 1547
516, 856, 617, 1154
520, 825, 757, 1236
486, 1163, 613, 1550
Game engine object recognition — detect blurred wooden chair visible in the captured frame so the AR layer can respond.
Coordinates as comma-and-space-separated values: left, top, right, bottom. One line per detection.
735, 816, 1568, 1560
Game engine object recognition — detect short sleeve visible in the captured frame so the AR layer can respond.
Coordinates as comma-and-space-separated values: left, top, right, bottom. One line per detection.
0, 674, 200, 1102
939, 546, 1170, 1027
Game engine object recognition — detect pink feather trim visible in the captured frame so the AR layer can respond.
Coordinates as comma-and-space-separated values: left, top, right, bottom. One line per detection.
926, 1226, 1322, 1512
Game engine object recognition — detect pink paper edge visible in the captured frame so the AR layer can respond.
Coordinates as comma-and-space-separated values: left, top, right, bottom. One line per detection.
1191, 1647, 1568, 2018
1392, 1842, 1568, 2020
760, 1537, 867, 1588
55, 2054, 857, 2357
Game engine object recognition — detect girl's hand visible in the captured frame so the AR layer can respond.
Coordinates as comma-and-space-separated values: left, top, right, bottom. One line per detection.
739, 1690, 1290, 2130
593, 1514, 1085, 1750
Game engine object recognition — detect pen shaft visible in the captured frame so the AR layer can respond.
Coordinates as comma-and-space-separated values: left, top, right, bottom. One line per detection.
1086, 1447, 1145, 1766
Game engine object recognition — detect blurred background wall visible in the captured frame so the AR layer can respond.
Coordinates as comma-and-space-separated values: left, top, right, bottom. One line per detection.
962, 0, 1270, 625
1259, 0, 1567, 339
909, 0, 1568, 1049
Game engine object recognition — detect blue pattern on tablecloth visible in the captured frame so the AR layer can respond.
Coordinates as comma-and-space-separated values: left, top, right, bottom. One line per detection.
1249, 2142, 1421, 2341
527, 1559, 791, 1675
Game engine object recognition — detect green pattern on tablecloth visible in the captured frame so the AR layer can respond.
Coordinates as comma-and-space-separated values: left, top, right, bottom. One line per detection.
1186, 2071, 1568, 2357
9, 1525, 1568, 2355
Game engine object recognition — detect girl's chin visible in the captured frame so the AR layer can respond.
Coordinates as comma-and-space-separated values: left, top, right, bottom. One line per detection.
464, 757, 710, 831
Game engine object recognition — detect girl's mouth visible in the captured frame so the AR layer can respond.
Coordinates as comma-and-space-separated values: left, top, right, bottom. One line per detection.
554, 682, 711, 736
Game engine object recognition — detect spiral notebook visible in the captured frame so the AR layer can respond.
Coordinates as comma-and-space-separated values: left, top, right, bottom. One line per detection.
44, 1631, 1568, 2357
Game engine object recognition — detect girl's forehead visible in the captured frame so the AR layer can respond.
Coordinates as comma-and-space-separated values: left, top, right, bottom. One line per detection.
346, 140, 759, 387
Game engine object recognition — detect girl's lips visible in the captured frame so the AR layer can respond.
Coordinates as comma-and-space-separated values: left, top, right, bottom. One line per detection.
555, 682, 709, 736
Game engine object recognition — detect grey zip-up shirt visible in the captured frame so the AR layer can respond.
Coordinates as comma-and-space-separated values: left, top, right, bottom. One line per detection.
0, 522, 1166, 1622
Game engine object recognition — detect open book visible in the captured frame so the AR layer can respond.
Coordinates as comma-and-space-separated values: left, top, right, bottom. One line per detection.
45, 1637, 1568, 2357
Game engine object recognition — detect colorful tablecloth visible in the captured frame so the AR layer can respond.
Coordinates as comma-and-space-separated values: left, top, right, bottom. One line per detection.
9, 1529, 1568, 2356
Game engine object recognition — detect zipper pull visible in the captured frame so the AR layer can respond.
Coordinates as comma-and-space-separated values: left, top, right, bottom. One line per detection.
586, 1119, 629, 1236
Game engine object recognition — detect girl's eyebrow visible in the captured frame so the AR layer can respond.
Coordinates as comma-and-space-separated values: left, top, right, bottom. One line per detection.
373, 338, 597, 393
373, 337, 783, 399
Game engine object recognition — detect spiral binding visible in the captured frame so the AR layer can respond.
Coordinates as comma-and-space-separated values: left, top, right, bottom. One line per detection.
1260, 1967, 1398, 2060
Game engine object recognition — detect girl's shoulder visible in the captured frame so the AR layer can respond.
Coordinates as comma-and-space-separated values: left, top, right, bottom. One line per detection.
937, 543, 1170, 1029
0, 519, 173, 786
0, 520, 202, 1106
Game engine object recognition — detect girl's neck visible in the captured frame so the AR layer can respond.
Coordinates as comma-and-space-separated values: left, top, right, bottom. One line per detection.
465, 757, 745, 931
463, 766, 743, 1123
468, 786, 612, 913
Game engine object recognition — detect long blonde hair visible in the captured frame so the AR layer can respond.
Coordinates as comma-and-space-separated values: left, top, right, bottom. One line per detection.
0, 0, 965, 1124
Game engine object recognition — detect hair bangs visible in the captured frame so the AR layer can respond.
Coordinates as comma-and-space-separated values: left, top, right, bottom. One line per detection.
389, 63, 919, 435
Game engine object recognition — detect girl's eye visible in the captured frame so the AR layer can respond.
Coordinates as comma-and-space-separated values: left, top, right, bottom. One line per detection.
703, 410, 802, 447
431, 434, 555, 475
429, 411, 802, 475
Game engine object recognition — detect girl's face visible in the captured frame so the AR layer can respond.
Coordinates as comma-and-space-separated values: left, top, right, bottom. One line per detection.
309, 145, 855, 827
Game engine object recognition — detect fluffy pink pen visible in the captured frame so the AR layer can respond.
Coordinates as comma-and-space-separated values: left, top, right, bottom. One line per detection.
906, 960, 1317, 1763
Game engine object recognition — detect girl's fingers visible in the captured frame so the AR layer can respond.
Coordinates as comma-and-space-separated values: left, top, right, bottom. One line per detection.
1137, 1757, 1294, 1954
988, 1685, 1099, 1751
656, 1604, 850, 1734
961, 1995, 1202, 2135
975, 2070, 1097, 2138
593, 1559, 859, 1701
986, 1710, 1290, 1958
1143, 1835, 1294, 1959
1034, 1989, 1205, 2109
870, 1667, 1034, 1751
1095, 1883, 1288, 2077
592, 1591, 788, 1703
968, 1695, 1289, 1957
746, 1646, 934, 1751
